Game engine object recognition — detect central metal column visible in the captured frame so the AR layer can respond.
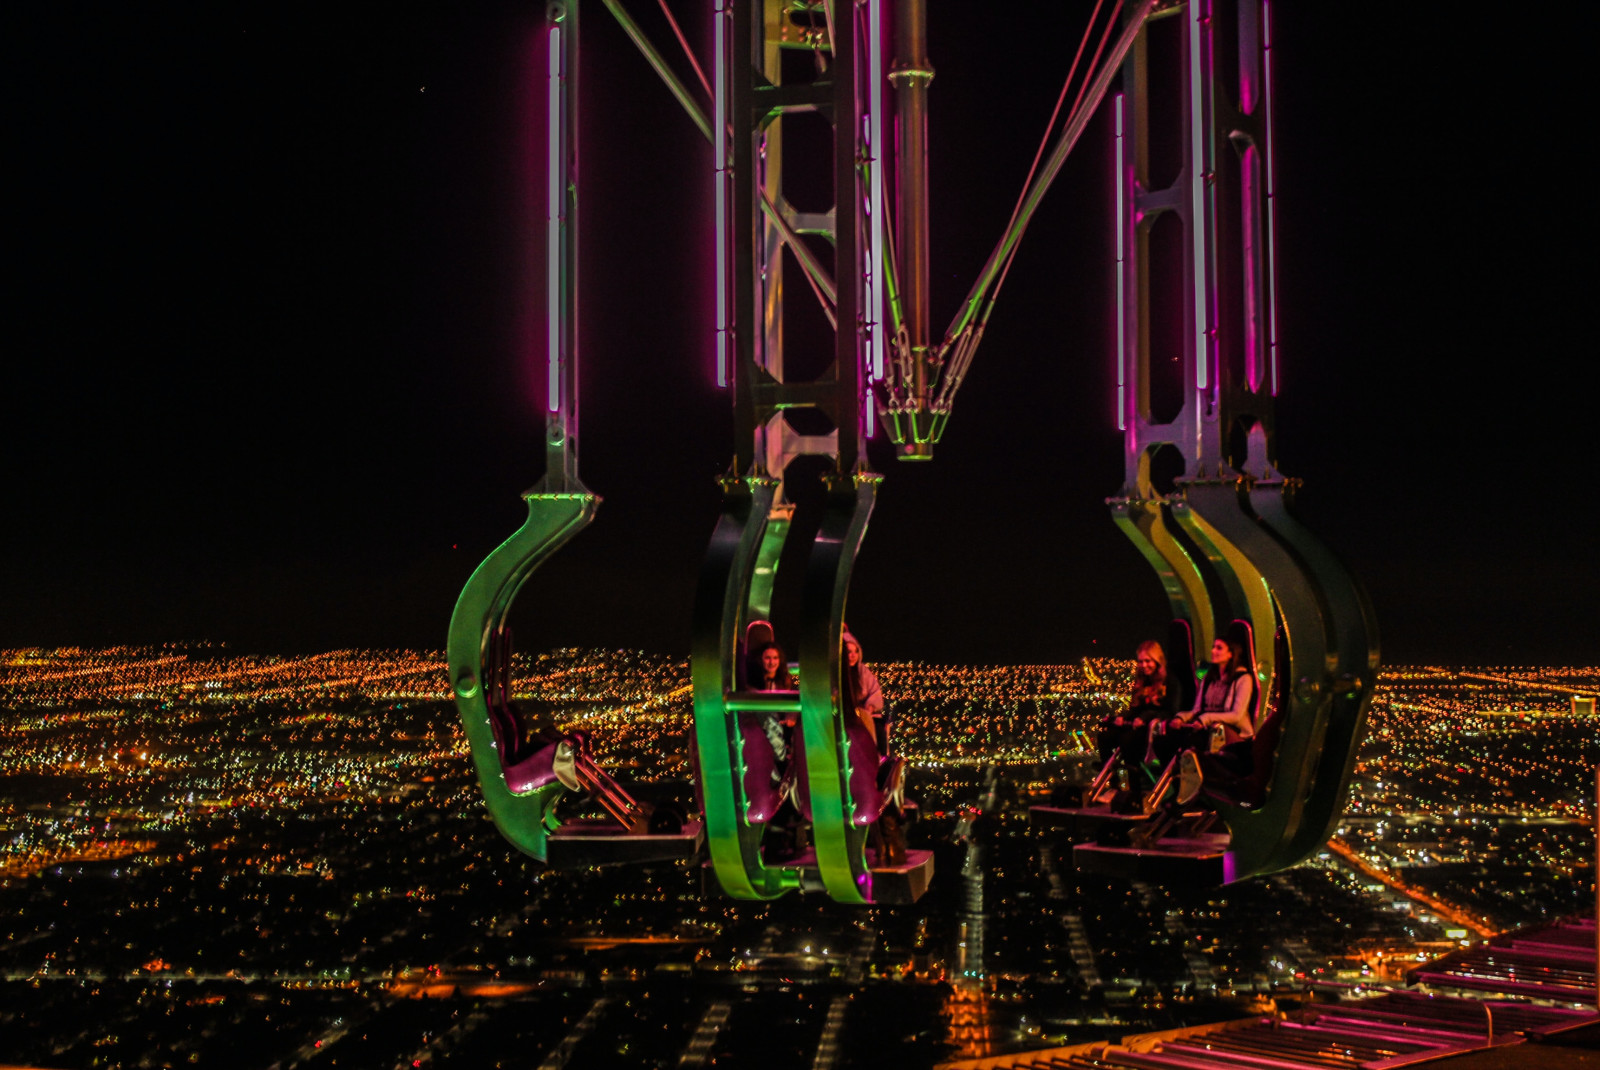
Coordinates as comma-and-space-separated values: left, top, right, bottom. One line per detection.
1111, 0, 1379, 881
694, 0, 910, 904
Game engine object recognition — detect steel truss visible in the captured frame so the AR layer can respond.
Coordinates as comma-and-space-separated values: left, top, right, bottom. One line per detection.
443, 0, 1381, 897
692, 0, 916, 904
1109, 0, 1380, 880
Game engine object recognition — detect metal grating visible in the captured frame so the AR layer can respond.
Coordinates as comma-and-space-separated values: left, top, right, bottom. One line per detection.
937, 914, 1598, 1070
1407, 915, 1597, 1002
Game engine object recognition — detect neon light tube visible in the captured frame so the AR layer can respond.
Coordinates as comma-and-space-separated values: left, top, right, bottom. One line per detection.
1115, 94, 1126, 432
547, 25, 563, 413
1262, 0, 1280, 395
1240, 143, 1259, 391
713, 1, 729, 388
1189, 0, 1209, 392
867, 0, 886, 385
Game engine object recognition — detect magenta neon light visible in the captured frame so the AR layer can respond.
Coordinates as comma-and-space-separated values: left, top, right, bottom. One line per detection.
1262, 0, 1280, 395
864, 0, 887, 438
867, 0, 886, 386
547, 25, 563, 414
1114, 93, 1126, 432
713, 1, 729, 388
1189, 0, 1210, 392
1240, 143, 1259, 392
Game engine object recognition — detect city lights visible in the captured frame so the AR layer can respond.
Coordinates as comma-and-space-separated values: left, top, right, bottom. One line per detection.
0, 647, 1593, 1066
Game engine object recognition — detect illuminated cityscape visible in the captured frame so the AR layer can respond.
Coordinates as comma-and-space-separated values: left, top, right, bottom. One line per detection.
0, 647, 1594, 1068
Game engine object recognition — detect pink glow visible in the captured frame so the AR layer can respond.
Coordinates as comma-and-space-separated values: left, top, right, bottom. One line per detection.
864, 0, 888, 438
546, 24, 563, 414
1190, 0, 1210, 392
1114, 94, 1126, 431
1263, 0, 1280, 395
866, 0, 887, 386
1241, 143, 1260, 393
713, 0, 730, 388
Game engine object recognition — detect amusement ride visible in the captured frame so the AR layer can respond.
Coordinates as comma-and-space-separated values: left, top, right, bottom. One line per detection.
446, 0, 1380, 905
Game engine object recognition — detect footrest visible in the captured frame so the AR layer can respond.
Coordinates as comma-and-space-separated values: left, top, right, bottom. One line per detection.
1072, 832, 1230, 883
1030, 804, 1156, 839
545, 818, 705, 868
699, 846, 933, 904
864, 848, 934, 904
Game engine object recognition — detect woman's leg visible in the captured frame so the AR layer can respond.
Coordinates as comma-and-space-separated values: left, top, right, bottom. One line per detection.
1152, 724, 1208, 767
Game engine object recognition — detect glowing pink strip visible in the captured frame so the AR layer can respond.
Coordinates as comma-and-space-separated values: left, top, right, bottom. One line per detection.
1115, 94, 1126, 431
1262, 0, 1280, 395
864, 0, 886, 437
867, 0, 886, 386
1240, 143, 1259, 391
713, 0, 729, 388
1189, 0, 1209, 391
546, 25, 563, 413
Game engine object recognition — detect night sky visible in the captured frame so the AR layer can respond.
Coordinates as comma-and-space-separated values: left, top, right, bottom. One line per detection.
7, 3, 1595, 666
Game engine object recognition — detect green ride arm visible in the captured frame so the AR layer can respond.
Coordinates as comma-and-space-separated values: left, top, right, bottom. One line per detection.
1248, 482, 1380, 862
1176, 482, 1335, 880
692, 477, 800, 900
800, 474, 880, 904
447, 491, 599, 863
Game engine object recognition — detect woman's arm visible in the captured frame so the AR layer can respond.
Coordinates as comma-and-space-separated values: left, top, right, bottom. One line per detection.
857, 666, 884, 716
1170, 679, 1204, 726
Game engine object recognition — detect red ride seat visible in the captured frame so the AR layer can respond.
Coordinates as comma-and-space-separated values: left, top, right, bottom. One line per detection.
1197, 623, 1287, 808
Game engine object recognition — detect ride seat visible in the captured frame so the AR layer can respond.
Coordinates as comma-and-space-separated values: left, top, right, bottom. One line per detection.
735, 619, 786, 823
1223, 618, 1262, 734
480, 626, 568, 793
1201, 624, 1289, 809
1166, 619, 1197, 712
792, 700, 898, 827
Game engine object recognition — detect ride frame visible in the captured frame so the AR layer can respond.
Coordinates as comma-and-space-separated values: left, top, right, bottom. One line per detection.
447, 0, 1380, 900
1102, 0, 1380, 880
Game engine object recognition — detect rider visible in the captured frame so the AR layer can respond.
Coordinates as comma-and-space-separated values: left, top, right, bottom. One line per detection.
1161, 636, 1255, 803
1097, 640, 1170, 773
843, 629, 905, 865
752, 641, 796, 762
843, 631, 886, 752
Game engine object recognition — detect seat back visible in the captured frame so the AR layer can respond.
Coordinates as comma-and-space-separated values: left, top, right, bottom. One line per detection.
1225, 618, 1262, 730
486, 624, 524, 758
1166, 618, 1197, 712
741, 619, 775, 689
1238, 623, 1292, 805
793, 713, 886, 828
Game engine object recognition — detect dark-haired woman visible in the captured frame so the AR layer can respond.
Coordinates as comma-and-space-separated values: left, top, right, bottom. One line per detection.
753, 642, 797, 761
1159, 636, 1255, 800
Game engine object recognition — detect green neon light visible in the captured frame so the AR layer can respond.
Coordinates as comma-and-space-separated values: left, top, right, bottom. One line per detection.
799, 475, 880, 903
692, 479, 799, 899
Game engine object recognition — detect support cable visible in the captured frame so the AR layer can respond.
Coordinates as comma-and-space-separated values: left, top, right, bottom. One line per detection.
600, 0, 709, 139
603, 0, 838, 325
991, 0, 1109, 301
655, 0, 712, 102
989, 0, 1122, 308
946, 0, 1131, 343
932, 0, 1154, 413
